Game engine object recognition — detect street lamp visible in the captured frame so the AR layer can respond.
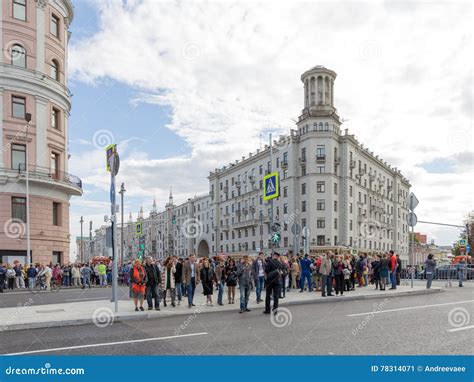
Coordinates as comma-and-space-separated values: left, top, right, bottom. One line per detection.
25, 112, 32, 265
118, 183, 126, 265
80, 216, 84, 262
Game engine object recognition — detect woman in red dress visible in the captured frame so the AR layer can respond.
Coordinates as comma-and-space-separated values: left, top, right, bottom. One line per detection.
131, 259, 147, 311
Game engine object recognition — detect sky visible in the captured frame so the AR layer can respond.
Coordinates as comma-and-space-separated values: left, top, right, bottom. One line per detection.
66, 0, 473, 259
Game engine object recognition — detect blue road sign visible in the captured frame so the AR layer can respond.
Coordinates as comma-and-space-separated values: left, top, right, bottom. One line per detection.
466, 244, 470, 253
263, 171, 279, 201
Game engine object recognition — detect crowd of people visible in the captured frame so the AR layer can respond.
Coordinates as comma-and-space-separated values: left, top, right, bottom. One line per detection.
0, 251, 468, 316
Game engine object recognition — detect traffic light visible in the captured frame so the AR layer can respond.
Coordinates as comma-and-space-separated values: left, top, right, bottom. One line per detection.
172, 216, 176, 225
137, 235, 145, 259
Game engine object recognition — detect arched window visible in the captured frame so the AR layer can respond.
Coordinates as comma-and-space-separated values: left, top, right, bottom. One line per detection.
325, 122, 329, 131
319, 122, 323, 131
51, 60, 60, 81
11, 44, 26, 67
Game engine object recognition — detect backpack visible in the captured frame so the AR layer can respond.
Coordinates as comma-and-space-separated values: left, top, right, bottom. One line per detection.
7, 269, 16, 279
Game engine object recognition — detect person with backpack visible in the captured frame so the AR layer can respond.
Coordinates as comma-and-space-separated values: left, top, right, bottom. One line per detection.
263, 252, 284, 315
13, 263, 25, 289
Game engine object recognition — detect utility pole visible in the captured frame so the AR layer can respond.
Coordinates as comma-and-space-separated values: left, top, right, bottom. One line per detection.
80, 216, 84, 262
119, 183, 126, 265
269, 133, 274, 254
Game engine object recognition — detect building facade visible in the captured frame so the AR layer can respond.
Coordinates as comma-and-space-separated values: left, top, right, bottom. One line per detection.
91, 66, 411, 263
0, 0, 81, 265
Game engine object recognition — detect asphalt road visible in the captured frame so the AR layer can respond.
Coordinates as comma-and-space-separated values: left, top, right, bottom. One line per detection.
1, 285, 472, 355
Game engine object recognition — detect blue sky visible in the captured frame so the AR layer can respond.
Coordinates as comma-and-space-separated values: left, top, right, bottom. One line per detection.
65, 0, 473, 256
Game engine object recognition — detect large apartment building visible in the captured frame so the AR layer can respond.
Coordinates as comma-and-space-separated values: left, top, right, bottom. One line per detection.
0, 0, 81, 265
92, 66, 411, 263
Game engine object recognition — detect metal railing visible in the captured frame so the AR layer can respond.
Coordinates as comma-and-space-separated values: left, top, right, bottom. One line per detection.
17, 164, 82, 190
401, 264, 472, 287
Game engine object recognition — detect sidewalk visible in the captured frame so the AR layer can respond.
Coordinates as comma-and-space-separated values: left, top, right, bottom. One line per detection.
0, 285, 443, 332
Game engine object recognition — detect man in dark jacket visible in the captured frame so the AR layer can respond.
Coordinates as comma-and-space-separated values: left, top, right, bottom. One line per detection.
263, 252, 283, 315
144, 257, 161, 310
0, 263, 6, 293
174, 256, 183, 305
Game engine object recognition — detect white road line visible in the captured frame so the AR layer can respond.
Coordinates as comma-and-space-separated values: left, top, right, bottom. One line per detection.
4, 332, 208, 356
65, 297, 109, 301
447, 325, 474, 332
347, 300, 474, 317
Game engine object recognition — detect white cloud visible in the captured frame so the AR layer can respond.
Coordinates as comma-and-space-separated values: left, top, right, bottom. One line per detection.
68, 0, 473, 245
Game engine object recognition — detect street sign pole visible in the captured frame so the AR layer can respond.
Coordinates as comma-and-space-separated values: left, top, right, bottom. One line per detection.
269, 133, 273, 255
107, 144, 119, 314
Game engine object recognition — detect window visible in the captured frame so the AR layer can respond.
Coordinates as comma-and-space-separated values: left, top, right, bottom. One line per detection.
301, 148, 306, 161
51, 152, 59, 178
349, 185, 353, 197
11, 144, 26, 171
317, 199, 325, 211
12, 197, 27, 222
317, 218, 325, 228
13, 0, 26, 20
51, 14, 60, 37
283, 203, 288, 214
51, 60, 60, 81
283, 186, 288, 197
317, 165, 325, 174
334, 218, 338, 229
301, 183, 306, 195
12, 96, 26, 119
53, 202, 61, 226
317, 181, 325, 193
316, 145, 325, 159
302, 201, 306, 212
51, 107, 60, 130
334, 182, 338, 195
334, 201, 338, 212
11, 44, 26, 67
301, 164, 306, 176
349, 203, 353, 213
52, 251, 62, 265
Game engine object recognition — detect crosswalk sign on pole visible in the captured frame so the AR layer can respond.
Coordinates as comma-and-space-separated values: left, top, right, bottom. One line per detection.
135, 222, 142, 236
263, 171, 279, 201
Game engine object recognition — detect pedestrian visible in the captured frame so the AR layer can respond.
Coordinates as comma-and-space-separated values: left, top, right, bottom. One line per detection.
356, 255, 365, 287
237, 255, 253, 313
371, 255, 381, 290
6, 264, 15, 290
144, 257, 161, 310
215, 256, 226, 306
389, 251, 398, 290
174, 257, 183, 305
280, 255, 289, 298
200, 257, 216, 306
183, 254, 200, 308
396, 254, 402, 286
333, 255, 344, 296
263, 252, 283, 315
38, 264, 52, 290
52, 264, 62, 288
342, 255, 352, 292
299, 254, 313, 292
350, 255, 357, 290
71, 264, 81, 286
290, 257, 300, 290
131, 259, 147, 311
379, 254, 389, 291
13, 263, 25, 289
225, 258, 238, 304
163, 257, 177, 307
0, 263, 6, 293
80, 263, 92, 289
424, 254, 436, 289
97, 262, 107, 287
62, 263, 71, 287
252, 252, 266, 303
27, 264, 37, 290
319, 253, 333, 297
456, 256, 467, 287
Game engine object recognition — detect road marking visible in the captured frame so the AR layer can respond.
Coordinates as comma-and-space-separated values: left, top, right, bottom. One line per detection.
65, 297, 111, 301
4, 332, 208, 356
347, 300, 474, 317
447, 325, 474, 333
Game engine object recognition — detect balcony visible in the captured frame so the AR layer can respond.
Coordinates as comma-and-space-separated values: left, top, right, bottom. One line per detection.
316, 154, 326, 162
281, 160, 288, 169
298, 157, 306, 165
14, 164, 83, 196
232, 218, 260, 229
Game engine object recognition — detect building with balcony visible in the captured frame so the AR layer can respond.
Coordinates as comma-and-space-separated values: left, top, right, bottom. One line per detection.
91, 66, 411, 263
0, 0, 81, 265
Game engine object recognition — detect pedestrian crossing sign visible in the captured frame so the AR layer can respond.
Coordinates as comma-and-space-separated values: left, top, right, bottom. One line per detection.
263, 172, 279, 201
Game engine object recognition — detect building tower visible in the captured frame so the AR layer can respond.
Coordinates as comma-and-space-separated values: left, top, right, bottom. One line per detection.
0, 0, 81, 265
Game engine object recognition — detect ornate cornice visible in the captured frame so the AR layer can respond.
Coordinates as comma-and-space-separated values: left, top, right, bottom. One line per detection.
36, 0, 49, 10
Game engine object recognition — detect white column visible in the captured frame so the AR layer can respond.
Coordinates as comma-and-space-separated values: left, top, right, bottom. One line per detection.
0, 89, 4, 167
36, 1, 47, 73
64, 111, 69, 172
322, 76, 326, 105
0, 1, 3, 64
36, 96, 48, 168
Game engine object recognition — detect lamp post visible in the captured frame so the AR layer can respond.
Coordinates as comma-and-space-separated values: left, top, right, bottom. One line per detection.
118, 183, 126, 265
25, 112, 32, 265
80, 216, 84, 262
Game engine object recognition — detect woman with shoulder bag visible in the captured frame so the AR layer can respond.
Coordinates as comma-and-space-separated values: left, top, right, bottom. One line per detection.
225, 258, 238, 304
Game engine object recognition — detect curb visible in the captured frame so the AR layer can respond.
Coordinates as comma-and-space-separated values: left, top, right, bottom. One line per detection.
0, 288, 443, 332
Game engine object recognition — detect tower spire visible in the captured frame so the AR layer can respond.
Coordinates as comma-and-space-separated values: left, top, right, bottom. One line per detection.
169, 187, 173, 205
152, 197, 157, 213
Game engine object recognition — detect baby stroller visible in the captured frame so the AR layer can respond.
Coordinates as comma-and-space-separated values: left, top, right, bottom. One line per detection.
36, 275, 47, 290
